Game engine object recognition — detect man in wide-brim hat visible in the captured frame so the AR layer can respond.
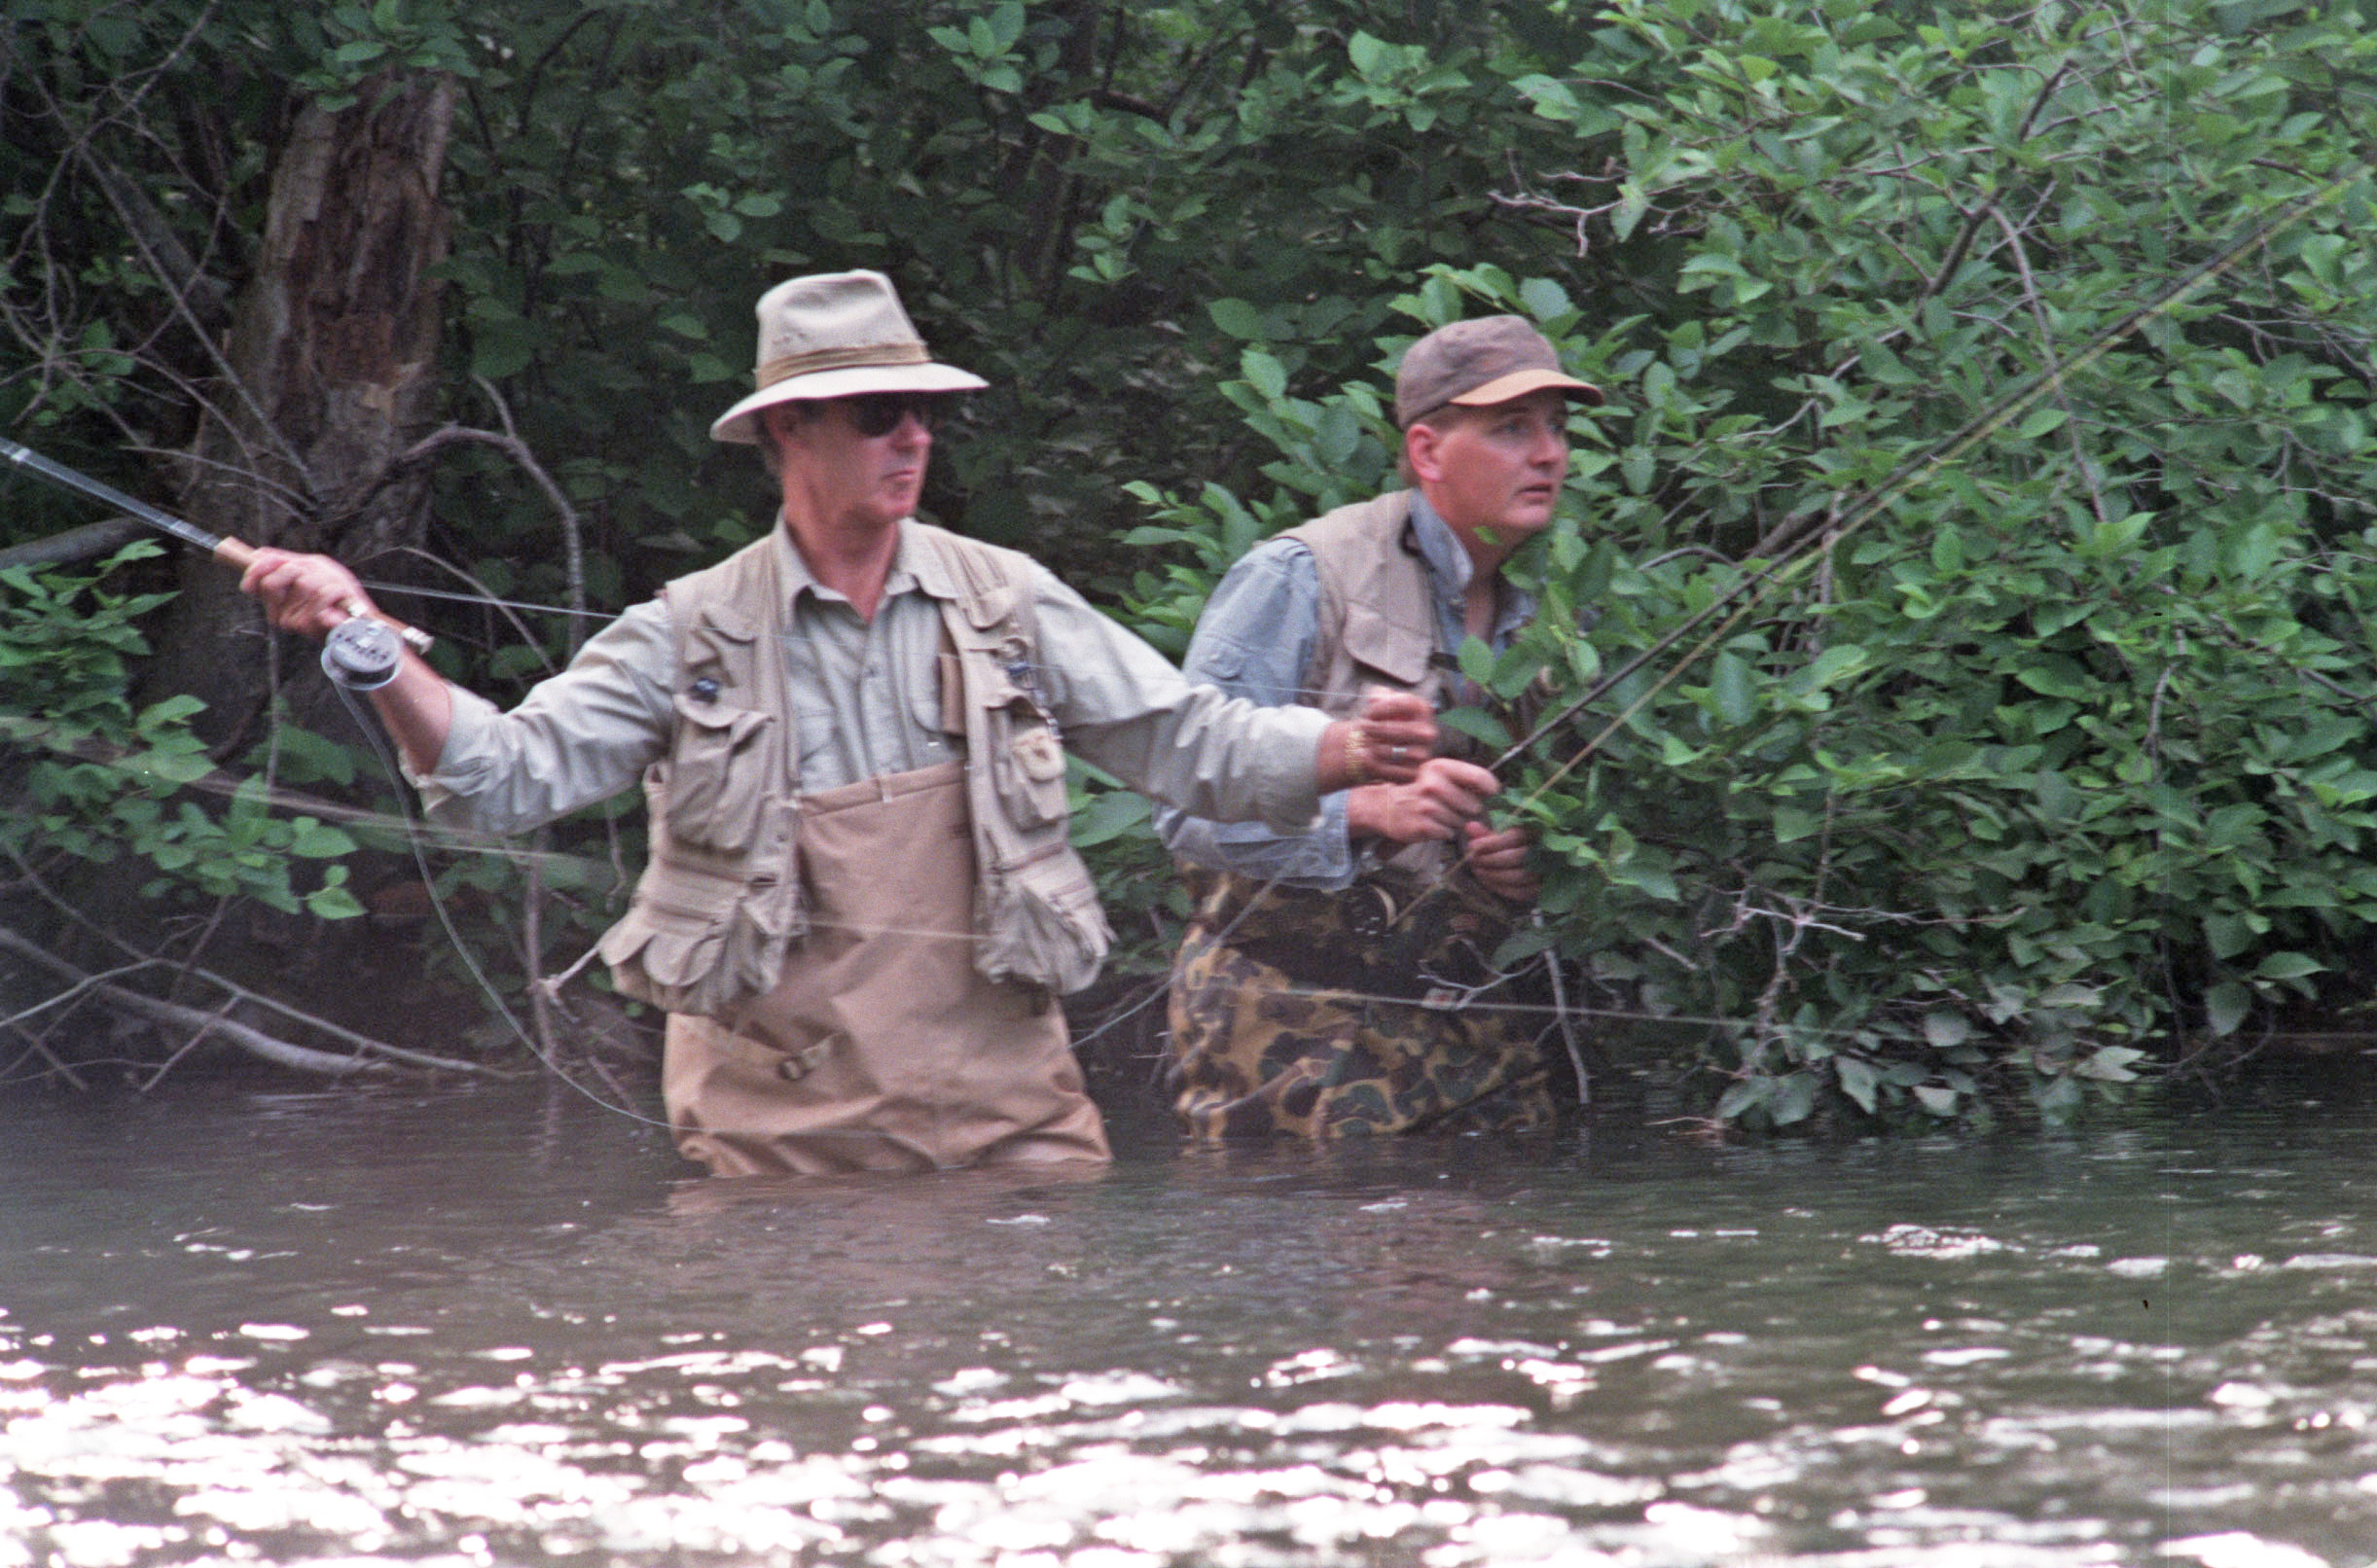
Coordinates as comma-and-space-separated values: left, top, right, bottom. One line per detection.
1159, 313, 1605, 1140
242, 268, 1436, 1177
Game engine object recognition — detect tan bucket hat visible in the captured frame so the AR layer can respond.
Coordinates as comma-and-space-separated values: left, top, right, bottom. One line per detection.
1394, 315, 1603, 428
709, 270, 989, 445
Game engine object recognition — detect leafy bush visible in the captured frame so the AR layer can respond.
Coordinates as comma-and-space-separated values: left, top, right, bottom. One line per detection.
11, 0, 2375, 1119
1110, 0, 2377, 1127
0, 548, 367, 920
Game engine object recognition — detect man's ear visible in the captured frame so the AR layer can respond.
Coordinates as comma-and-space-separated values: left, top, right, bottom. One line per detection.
1403, 420, 1445, 486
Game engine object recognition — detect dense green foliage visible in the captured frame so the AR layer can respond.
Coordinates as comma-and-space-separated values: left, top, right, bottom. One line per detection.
1128, 2, 2377, 1124
5, 0, 2375, 1120
0, 544, 366, 920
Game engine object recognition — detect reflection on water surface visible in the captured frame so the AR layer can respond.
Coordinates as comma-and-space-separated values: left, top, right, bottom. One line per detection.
2, 1075, 2374, 1565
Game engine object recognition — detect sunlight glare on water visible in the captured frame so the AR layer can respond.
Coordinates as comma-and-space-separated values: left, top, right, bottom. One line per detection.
2, 1073, 2376, 1565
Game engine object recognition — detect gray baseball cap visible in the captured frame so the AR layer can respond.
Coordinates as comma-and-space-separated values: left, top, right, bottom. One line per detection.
1394, 315, 1603, 428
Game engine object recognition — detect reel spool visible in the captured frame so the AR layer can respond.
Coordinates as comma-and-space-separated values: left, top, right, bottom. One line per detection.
321, 614, 404, 691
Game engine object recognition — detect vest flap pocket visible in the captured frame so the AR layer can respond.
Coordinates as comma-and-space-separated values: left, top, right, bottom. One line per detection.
666, 694, 774, 853
688, 602, 763, 649
598, 853, 804, 1018
1195, 635, 1251, 683
990, 713, 1068, 829
1014, 727, 1064, 782
961, 581, 1016, 629
1341, 602, 1432, 688
992, 849, 1113, 995
605, 901, 728, 991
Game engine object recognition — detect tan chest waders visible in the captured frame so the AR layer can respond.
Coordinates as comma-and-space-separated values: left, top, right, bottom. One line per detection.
664, 759, 1108, 1176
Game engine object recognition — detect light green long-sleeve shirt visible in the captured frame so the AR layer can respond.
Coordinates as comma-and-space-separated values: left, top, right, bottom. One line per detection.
414, 520, 1329, 837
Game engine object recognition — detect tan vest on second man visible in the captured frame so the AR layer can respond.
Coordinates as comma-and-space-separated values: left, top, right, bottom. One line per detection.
1279, 489, 1455, 880
595, 523, 1113, 1022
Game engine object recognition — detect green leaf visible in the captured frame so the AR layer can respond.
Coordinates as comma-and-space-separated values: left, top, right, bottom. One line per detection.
1240, 348, 1286, 402
1714, 1077, 1771, 1122
2204, 981, 2251, 1037
2072, 1046, 2145, 1083
1348, 31, 1391, 81
1835, 1055, 1879, 1114
1208, 298, 1263, 339
1437, 706, 1510, 751
1913, 1084, 1959, 1117
1519, 277, 1572, 321
2014, 406, 2070, 441
133, 749, 215, 787
1922, 1011, 1970, 1050
1710, 651, 1756, 726
1068, 788, 1151, 849
1798, 644, 1869, 691
2014, 656, 2093, 700
287, 819, 360, 859
306, 883, 368, 920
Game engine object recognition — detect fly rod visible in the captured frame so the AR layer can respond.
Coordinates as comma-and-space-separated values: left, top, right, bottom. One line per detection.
1369, 161, 2364, 944
0, 437, 429, 689
1494, 161, 2362, 790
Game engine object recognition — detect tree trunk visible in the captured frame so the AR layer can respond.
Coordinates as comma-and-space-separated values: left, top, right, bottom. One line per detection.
147, 71, 456, 742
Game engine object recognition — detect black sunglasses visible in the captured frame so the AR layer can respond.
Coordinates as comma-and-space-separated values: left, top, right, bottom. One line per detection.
839, 392, 950, 438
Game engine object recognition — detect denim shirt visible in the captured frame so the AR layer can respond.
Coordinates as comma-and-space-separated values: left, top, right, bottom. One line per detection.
1154, 491, 1533, 890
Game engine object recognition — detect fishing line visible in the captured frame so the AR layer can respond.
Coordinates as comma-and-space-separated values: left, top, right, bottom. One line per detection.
325, 677, 679, 1130
357, 579, 616, 620
1491, 162, 2365, 795
1338, 161, 2370, 960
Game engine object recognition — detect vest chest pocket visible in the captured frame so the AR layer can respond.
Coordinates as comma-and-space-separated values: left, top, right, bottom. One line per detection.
666, 694, 775, 853
987, 705, 1069, 830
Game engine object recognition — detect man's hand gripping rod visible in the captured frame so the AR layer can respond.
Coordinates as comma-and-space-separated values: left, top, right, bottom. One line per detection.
0, 438, 431, 690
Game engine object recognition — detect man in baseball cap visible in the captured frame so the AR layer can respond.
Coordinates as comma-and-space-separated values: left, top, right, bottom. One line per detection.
1158, 313, 1603, 1140
239, 269, 1440, 1177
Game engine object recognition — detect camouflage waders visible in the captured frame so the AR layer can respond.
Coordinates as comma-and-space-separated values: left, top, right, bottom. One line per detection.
1164, 864, 1557, 1139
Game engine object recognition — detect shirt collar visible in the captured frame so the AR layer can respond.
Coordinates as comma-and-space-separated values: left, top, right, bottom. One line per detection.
1406, 490, 1535, 648
770, 515, 942, 608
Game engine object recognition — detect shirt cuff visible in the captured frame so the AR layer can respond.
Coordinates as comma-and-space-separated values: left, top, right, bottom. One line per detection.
402, 685, 504, 806
1251, 704, 1334, 833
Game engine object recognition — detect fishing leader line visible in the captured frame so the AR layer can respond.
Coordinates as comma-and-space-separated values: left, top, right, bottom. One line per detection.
1495, 161, 2366, 801
324, 674, 680, 1131
1343, 160, 2373, 956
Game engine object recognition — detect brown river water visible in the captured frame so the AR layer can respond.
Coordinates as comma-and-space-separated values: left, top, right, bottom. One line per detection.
3, 1064, 2375, 1566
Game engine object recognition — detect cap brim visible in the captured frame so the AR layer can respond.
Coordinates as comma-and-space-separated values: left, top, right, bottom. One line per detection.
1447, 367, 1606, 410
710, 362, 990, 444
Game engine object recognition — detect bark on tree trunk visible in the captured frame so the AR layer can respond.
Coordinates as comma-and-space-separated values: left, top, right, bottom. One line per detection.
147, 71, 456, 742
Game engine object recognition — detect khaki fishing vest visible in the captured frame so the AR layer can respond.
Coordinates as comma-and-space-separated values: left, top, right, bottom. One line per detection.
1279, 490, 1448, 720
595, 523, 1112, 1021
1279, 491, 1457, 881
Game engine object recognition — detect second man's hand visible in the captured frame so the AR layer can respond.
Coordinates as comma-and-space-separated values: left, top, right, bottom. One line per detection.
1459, 818, 1540, 905
1346, 756, 1501, 846
1317, 688, 1439, 792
